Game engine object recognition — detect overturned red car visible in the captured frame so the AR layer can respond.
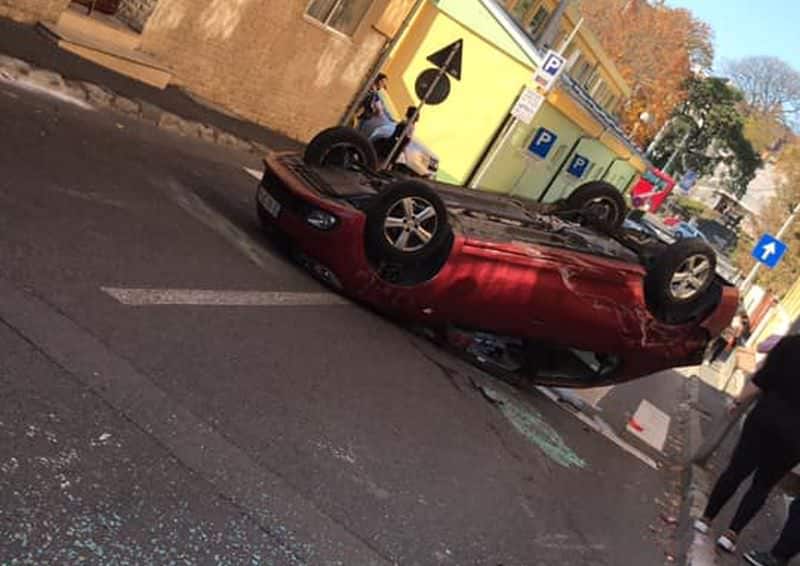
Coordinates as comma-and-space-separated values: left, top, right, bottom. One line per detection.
255, 127, 738, 388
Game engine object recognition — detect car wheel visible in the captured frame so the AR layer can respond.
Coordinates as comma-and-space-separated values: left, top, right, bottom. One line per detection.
304, 127, 378, 170
646, 239, 717, 322
566, 182, 628, 230
365, 181, 451, 265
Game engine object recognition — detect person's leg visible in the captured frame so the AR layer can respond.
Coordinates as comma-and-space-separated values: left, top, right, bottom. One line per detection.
728, 449, 799, 534
702, 412, 762, 522
708, 338, 726, 363
772, 497, 800, 562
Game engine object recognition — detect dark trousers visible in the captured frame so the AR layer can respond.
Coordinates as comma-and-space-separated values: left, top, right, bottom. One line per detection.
773, 497, 800, 561
704, 405, 800, 533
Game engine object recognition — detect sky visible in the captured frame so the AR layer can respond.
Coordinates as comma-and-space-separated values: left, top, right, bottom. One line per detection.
666, 0, 800, 73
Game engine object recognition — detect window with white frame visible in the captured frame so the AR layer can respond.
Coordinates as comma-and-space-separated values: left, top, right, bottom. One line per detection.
306, 0, 372, 36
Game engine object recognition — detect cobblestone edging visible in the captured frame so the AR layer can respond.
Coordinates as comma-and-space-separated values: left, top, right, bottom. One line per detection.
0, 53, 269, 156
680, 376, 711, 565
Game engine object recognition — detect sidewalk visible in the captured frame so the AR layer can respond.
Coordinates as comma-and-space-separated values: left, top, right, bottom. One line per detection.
0, 18, 301, 152
682, 375, 792, 565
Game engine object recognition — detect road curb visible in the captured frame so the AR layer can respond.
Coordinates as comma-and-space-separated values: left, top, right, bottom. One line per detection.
0, 53, 270, 156
679, 376, 713, 566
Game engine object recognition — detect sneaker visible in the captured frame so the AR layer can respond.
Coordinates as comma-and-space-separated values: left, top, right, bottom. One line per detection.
717, 531, 737, 553
693, 518, 710, 534
744, 550, 787, 566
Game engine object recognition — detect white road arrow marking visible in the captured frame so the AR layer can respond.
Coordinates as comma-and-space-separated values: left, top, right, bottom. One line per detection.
760, 241, 777, 261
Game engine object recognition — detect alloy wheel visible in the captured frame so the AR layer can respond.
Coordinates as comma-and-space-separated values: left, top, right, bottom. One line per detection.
383, 196, 439, 253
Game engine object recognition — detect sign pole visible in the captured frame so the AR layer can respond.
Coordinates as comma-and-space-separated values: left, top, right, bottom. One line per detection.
381, 42, 461, 170
740, 202, 800, 294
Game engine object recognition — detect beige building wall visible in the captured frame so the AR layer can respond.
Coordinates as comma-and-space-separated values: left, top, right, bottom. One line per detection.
0, 0, 70, 23
138, 0, 404, 141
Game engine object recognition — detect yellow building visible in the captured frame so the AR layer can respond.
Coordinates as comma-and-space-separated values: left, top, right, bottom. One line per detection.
750, 278, 800, 346
382, 0, 648, 201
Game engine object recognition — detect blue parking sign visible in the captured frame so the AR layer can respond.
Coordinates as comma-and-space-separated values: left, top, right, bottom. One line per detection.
542, 51, 566, 77
567, 154, 590, 178
528, 127, 557, 158
751, 234, 788, 269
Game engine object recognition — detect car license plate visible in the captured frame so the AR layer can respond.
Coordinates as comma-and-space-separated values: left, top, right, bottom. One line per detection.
258, 188, 281, 218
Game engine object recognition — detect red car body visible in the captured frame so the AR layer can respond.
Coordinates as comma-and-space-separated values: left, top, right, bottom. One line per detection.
258, 152, 738, 387
631, 168, 676, 213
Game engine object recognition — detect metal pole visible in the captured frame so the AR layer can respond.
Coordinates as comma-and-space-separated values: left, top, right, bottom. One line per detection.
740, 202, 800, 294
381, 41, 460, 170
663, 128, 691, 176
646, 117, 673, 158
340, 0, 426, 127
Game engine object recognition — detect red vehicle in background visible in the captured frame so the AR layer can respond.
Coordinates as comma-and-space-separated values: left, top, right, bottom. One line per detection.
630, 168, 676, 213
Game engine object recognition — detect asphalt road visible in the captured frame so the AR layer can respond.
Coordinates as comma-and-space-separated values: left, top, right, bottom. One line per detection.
0, 76, 681, 565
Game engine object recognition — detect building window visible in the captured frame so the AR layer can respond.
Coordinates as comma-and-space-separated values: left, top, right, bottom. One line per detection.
510, 0, 536, 20
583, 68, 600, 92
571, 57, 592, 84
604, 95, 618, 114
527, 6, 550, 38
306, 0, 372, 36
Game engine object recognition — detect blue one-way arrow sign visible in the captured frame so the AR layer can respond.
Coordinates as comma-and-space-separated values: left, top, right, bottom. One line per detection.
751, 234, 788, 269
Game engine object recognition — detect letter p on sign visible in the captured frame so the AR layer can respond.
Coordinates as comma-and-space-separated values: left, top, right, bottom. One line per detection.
543, 53, 564, 76
533, 50, 567, 92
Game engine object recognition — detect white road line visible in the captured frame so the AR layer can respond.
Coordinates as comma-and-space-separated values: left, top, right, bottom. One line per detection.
244, 167, 263, 180
537, 386, 660, 470
164, 178, 283, 276
0, 74, 94, 110
102, 287, 349, 307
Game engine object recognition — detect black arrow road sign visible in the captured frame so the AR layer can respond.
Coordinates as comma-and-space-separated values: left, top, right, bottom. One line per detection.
426, 39, 463, 81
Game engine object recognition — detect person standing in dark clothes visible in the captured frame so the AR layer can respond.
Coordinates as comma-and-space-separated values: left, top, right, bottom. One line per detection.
357, 73, 388, 125
374, 106, 419, 166
744, 497, 800, 565
693, 334, 800, 553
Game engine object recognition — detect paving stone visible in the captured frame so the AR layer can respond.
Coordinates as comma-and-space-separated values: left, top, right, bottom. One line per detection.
157, 112, 187, 135
112, 96, 140, 115
81, 82, 113, 107
26, 68, 65, 90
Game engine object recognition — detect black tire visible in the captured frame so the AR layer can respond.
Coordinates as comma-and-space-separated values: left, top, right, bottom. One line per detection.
365, 181, 451, 265
645, 239, 717, 322
566, 182, 628, 230
304, 127, 378, 170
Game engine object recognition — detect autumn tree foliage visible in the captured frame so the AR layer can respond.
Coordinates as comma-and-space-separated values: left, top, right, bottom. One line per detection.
733, 142, 800, 297
754, 144, 800, 295
575, 0, 714, 146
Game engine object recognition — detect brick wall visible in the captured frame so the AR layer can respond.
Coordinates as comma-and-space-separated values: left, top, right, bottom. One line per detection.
0, 0, 70, 22
139, 0, 403, 141
116, 0, 157, 32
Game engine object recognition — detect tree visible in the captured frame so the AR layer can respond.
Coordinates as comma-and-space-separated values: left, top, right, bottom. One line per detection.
649, 76, 761, 196
743, 110, 791, 155
734, 142, 800, 297
723, 57, 800, 123
575, 0, 714, 145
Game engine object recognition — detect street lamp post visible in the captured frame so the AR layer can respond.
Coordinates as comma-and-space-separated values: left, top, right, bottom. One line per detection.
628, 111, 652, 142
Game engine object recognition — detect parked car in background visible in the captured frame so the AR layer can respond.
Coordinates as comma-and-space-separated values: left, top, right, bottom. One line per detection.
624, 212, 742, 285
357, 93, 439, 179
673, 222, 708, 242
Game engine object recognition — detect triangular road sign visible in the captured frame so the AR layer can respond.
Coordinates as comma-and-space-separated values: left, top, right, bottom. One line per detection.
426, 39, 463, 81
